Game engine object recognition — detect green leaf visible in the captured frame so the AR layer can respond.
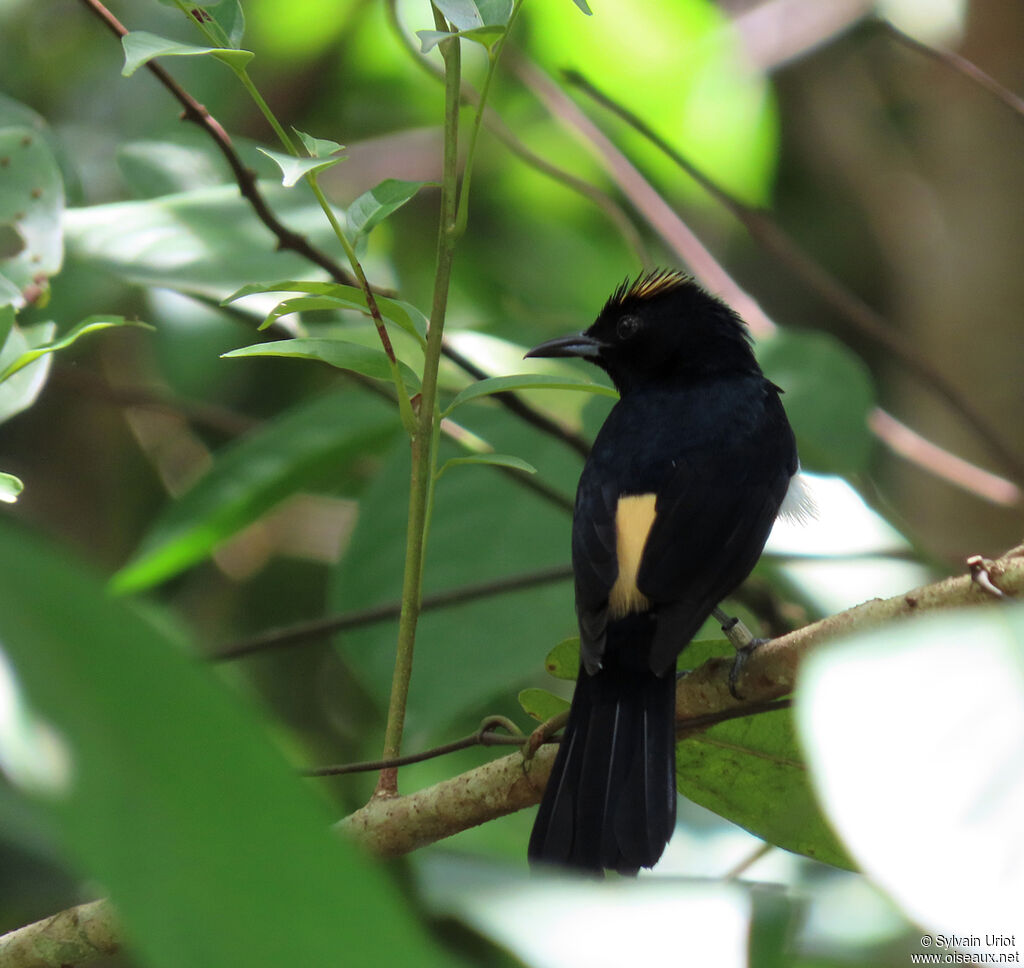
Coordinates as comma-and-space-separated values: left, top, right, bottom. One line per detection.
0, 315, 150, 384
63, 184, 348, 300
0, 522, 450, 968
294, 129, 345, 158
347, 179, 432, 240
0, 470, 23, 503
111, 391, 400, 593
798, 607, 1024, 937
434, 0, 512, 30
437, 453, 537, 478
0, 320, 56, 423
544, 636, 580, 680
675, 702, 853, 870
225, 280, 428, 347
443, 373, 617, 416
223, 337, 420, 390
210, 0, 246, 48
120, 31, 254, 76
416, 26, 506, 53
0, 123, 64, 306
756, 329, 874, 476
256, 147, 342, 188
518, 687, 571, 723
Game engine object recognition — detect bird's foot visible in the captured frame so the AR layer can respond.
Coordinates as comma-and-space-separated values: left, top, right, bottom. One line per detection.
727, 638, 768, 700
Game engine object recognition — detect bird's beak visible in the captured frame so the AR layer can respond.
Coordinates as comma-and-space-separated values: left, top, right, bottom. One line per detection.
525, 332, 604, 360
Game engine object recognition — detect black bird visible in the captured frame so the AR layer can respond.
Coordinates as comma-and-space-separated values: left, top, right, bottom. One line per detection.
525, 269, 803, 876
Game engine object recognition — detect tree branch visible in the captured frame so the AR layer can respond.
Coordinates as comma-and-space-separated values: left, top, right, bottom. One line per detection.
0, 900, 119, 968
340, 546, 1024, 855
5, 549, 1022, 962
76, 0, 360, 288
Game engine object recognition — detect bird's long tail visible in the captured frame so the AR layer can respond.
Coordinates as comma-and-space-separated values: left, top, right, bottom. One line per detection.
527, 656, 677, 875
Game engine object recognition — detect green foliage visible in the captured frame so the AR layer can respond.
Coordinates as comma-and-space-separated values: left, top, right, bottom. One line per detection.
120, 31, 255, 76
757, 329, 875, 476
518, 687, 570, 722
0, 522, 450, 968
797, 607, 1024, 938
1, 0, 1011, 965
112, 390, 400, 593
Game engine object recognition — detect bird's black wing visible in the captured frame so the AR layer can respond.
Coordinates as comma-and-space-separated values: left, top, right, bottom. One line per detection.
572, 380, 795, 677
638, 438, 792, 673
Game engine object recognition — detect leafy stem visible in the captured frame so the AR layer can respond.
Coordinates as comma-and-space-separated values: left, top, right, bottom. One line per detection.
177, 2, 416, 433
452, 0, 524, 238
375, 5, 465, 798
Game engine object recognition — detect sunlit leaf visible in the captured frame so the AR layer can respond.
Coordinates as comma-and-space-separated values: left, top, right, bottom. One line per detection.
0, 471, 23, 503
518, 687, 571, 723
63, 184, 346, 300
121, 31, 254, 76
798, 607, 1024, 940
223, 337, 420, 390
256, 147, 342, 187
111, 392, 400, 593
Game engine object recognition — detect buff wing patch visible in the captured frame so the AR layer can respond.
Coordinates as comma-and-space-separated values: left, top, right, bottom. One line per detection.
607, 493, 657, 618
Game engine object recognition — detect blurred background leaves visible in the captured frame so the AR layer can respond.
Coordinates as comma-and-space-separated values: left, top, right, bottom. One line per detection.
1, 0, 1022, 965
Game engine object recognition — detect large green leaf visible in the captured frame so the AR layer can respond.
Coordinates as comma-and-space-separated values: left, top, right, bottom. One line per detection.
223, 337, 421, 391
0, 522, 449, 968
0, 120, 64, 306
112, 391, 400, 593
798, 607, 1024, 942
757, 329, 875, 476
676, 704, 853, 870
63, 184, 347, 301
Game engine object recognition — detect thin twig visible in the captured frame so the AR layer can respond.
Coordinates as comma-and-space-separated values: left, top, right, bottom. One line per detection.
301, 716, 524, 777
213, 563, 573, 660
76, 0, 360, 289
869, 409, 1021, 507
561, 68, 1024, 485
880, 18, 1024, 121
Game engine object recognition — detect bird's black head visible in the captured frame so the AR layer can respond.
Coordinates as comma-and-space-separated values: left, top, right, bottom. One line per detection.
526, 269, 759, 395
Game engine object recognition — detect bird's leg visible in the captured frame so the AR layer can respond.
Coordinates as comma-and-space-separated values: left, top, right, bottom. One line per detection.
712, 606, 768, 700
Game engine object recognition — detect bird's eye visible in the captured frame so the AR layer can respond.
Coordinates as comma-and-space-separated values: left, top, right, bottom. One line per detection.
616, 315, 641, 340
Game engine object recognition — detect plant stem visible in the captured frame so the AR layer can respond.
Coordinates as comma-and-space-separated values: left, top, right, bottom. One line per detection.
374, 11, 463, 798
453, 0, 523, 238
